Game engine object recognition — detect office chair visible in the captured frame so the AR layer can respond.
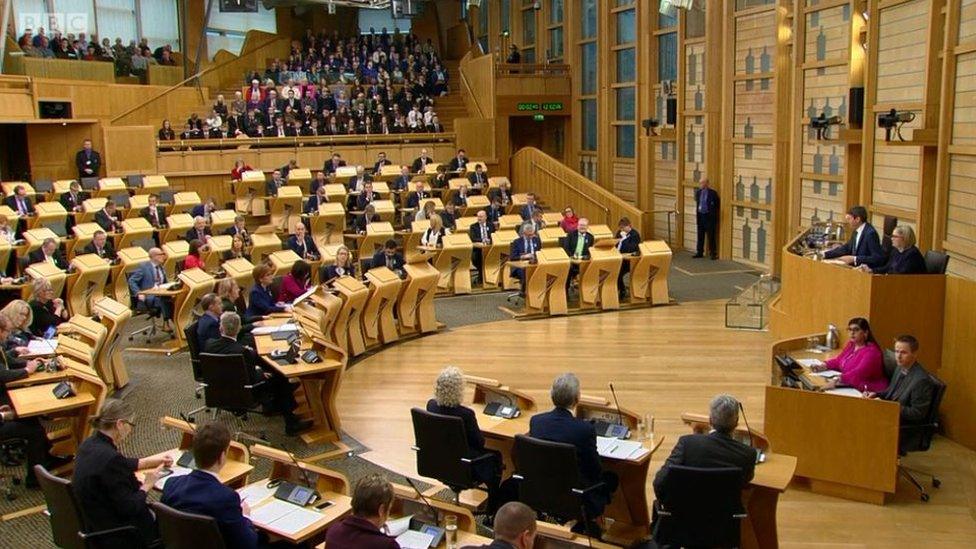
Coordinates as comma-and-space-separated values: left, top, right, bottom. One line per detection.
127, 175, 144, 189
34, 464, 143, 549
512, 435, 606, 535
127, 292, 163, 343
33, 179, 54, 194
182, 320, 207, 407
923, 250, 949, 275
0, 439, 26, 501
410, 408, 495, 506
149, 501, 226, 549
196, 352, 268, 443
881, 215, 898, 253
651, 465, 746, 548
80, 177, 99, 191
882, 349, 898, 383
898, 374, 947, 502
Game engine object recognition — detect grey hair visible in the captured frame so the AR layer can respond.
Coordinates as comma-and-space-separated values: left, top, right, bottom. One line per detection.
521, 222, 536, 235
709, 394, 740, 434
893, 224, 916, 248
31, 277, 53, 294
551, 373, 580, 409
219, 311, 241, 337
434, 366, 465, 407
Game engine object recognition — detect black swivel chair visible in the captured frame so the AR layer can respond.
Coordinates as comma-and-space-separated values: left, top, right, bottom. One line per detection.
882, 348, 898, 383
197, 352, 267, 442
512, 435, 606, 531
34, 464, 143, 549
149, 501, 226, 549
182, 321, 207, 416
898, 373, 947, 502
410, 408, 494, 505
127, 288, 163, 344
924, 250, 949, 274
652, 465, 747, 548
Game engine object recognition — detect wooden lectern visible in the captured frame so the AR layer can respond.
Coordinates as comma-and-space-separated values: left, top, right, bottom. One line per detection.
78, 198, 107, 225
161, 213, 193, 244
524, 248, 570, 316
118, 217, 155, 250
249, 232, 283, 264
22, 227, 60, 256
70, 222, 102, 258
204, 235, 232, 271
268, 249, 303, 277
127, 194, 148, 217
482, 229, 517, 289
0, 235, 11, 277
161, 240, 188, 279
287, 168, 312, 189
268, 185, 303, 234
308, 202, 346, 249
431, 233, 473, 294
323, 183, 347, 204
172, 268, 215, 351
398, 259, 440, 335
25, 261, 66, 298
209, 209, 237, 234
576, 247, 623, 310
96, 177, 126, 198
629, 241, 672, 305
171, 192, 201, 215
93, 297, 133, 389
459, 195, 489, 217
221, 257, 256, 297
359, 222, 395, 260
66, 254, 110, 316
497, 214, 523, 230
402, 220, 428, 263
369, 199, 397, 224
140, 174, 170, 195
236, 171, 267, 216
112, 247, 149, 305
362, 266, 402, 347
538, 227, 566, 248
331, 276, 369, 357
34, 201, 68, 235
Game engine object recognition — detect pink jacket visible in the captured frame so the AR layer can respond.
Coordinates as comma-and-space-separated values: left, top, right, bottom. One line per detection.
824, 341, 887, 392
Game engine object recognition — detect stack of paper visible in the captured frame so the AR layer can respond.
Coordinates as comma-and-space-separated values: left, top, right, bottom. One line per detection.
238, 482, 276, 505
825, 387, 864, 398
384, 515, 412, 536
154, 466, 192, 490
27, 339, 59, 355
249, 499, 323, 535
596, 437, 645, 459
252, 323, 298, 335
396, 530, 435, 549
796, 358, 824, 368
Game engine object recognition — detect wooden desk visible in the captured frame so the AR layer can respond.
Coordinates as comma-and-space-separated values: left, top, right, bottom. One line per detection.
172, 192, 201, 215
25, 261, 66, 299
387, 483, 491, 548
210, 209, 237, 234
331, 276, 369, 357
66, 254, 110, 316
308, 202, 346, 249
93, 296, 133, 389
576, 248, 622, 310
140, 416, 254, 489
34, 201, 67, 234
398, 260, 440, 335
523, 248, 570, 316
250, 232, 283, 264
118, 217, 155, 250
362, 267, 402, 347
8, 368, 107, 455
161, 213, 193, 244
629, 241, 672, 305
482, 229, 518, 290
269, 185, 303, 234
429, 233, 473, 295
222, 257, 257, 297
69, 222, 102, 258
112, 247, 149, 305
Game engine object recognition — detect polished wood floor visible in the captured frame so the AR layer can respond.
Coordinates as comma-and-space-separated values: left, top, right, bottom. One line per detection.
336, 300, 976, 548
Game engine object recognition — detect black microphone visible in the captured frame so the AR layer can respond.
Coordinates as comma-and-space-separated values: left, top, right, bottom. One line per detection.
405, 477, 440, 524
738, 401, 762, 463
608, 382, 628, 438
286, 450, 320, 502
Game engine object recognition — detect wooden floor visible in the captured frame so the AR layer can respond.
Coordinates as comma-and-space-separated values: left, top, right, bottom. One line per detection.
336, 300, 976, 548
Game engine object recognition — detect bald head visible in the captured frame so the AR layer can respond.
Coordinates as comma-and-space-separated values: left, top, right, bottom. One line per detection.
492, 502, 537, 547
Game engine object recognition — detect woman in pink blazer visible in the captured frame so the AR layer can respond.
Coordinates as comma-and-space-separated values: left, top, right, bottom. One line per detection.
812, 317, 888, 392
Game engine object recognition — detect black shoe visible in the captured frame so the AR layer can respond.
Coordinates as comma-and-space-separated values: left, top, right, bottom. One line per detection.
45, 455, 74, 472
692, 254, 704, 258
285, 419, 313, 436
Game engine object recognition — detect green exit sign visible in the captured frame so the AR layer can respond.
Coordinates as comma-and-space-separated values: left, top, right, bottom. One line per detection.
517, 102, 564, 112
533, 114, 545, 121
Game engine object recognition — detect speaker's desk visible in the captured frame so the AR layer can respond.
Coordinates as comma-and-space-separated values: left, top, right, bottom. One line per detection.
574, 249, 622, 310
138, 417, 254, 490
7, 368, 107, 455
765, 334, 900, 504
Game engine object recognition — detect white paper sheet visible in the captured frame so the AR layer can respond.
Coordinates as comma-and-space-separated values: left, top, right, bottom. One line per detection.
396, 530, 435, 549
824, 387, 864, 398
252, 323, 298, 335
154, 466, 192, 490
384, 515, 413, 537
238, 481, 276, 505
249, 499, 298, 525
269, 505, 323, 535
27, 339, 59, 355
796, 358, 824, 368
596, 437, 644, 459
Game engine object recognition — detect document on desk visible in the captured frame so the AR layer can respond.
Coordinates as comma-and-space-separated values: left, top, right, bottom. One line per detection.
596, 436, 644, 459
250, 499, 322, 534
384, 515, 413, 537
396, 530, 435, 549
154, 466, 192, 490
824, 387, 864, 398
252, 323, 298, 335
238, 481, 276, 505
796, 358, 824, 368
156, 281, 178, 290
27, 339, 59, 355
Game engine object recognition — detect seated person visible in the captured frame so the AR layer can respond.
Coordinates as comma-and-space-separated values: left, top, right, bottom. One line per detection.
82, 230, 117, 261
304, 185, 328, 215
27, 237, 68, 269
353, 204, 381, 234
73, 399, 173, 549
509, 224, 542, 294
94, 200, 123, 233
560, 206, 580, 233
810, 317, 888, 392
485, 198, 505, 226
440, 202, 458, 232
185, 216, 213, 244
453, 183, 472, 207
421, 214, 450, 247
564, 218, 594, 291
426, 366, 504, 515
467, 164, 488, 189
277, 260, 311, 304
356, 181, 378, 210
183, 239, 206, 270
222, 234, 250, 262
430, 165, 450, 189
223, 215, 251, 247
190, 197, 218, 220
266, 170, 286, 197
414, 200, 437, 223
1, 300, 33, 348
246, 264, 291, 319
478, 502, 538, 549
6, 185, 36, 220
161, 422, 260, 548
860, 224, 926, 275
28, 278, 68, 337
653, 394, 757, 503
615, 217, 641, 298
324, 474, 399, 548
487, 181, 512, 207
865, 335, 936, 453
529, 373, 618, 536
204, 313, 310, 435
196, 293, 223, 348
128, 247, 173, 323
390, 165, 412, 192
286, 223, 319, 260
823, 205, 887, 268
371, 239, 406, 277
406, 182, 430, 210
321, 245, 356, 282
140, 193, 167, 229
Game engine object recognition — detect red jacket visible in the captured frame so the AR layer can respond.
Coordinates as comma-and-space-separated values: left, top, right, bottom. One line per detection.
324, 516, 398, 549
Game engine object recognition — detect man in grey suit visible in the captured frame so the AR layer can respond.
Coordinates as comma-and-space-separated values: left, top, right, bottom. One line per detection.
127, 247, 173, 324
865, 334, 935, 452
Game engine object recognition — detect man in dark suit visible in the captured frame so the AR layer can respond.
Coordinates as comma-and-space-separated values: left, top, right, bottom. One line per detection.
440, 202, 458, 231
203, 312, 310, 435
371, 239, 405, 277
27, 238, 68, 269
564, 218, 595, 291
447, 148, 468, 172
411, 148, 435, 174
128, 247, 172, 322
485, 198, 505, 226
615, 217, 641, 297
5, 185, 36, 222
265, 170, 286, 197
223, 215, 251, 246
161, 422, 260, 549
405, 181, 430, 210
305, 186, 328, 215
372, 151, 392, 174
59, 180, 87, 214
467, 164, 488, 190
694, 178, 720, 259
518, 193, 538, 221
325, 475, 399, 549
867, 335, 936, 453
356, 181, 378, 210
467, 502, 538, 549
353, 205, 381, 234
185, 216, 213, 244
823, 205, 887, 269
510, 224, 543, 294
309, 171, 328, 195
140, 193, 166, 228
529, 373, 618, 536
390, 165, 412, 192
190, 197, 217, 220
653, 394, 757, 503
94, 200, 122, 233
75, 139, 101, 180
286, 223, 319, 260
196, 293, 223, 348
82, 230, 117, 260
469, 210, 494, 278
487, 181, 512, 207
323, 153, 346, 174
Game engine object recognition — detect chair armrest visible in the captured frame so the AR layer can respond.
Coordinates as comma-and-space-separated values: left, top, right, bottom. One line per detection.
243, 380, 267, 389
80, 525, 139, 542
571, 481, 606, 497
461, 453, 495, 465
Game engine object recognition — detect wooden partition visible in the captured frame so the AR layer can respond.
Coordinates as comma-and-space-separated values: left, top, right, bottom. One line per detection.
29, 78, 206, 126
27, 123, 102, 181
198, 31, 291, 94
103, 126, 158, 176
147, 65, 184, 87
6, 56, 116, 83
453, 118, 496, 161
511, 147, 648, 236
459, 51, 496, 119
0, 75, 37, 119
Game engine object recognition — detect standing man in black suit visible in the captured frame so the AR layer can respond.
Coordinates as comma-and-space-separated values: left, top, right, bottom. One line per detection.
823, 205, 888, 269
528, 373, 618, 537
694, 177, 720, 259
563, 218, 595, 291
614, 217, 641, 298
653, 394, 757, 503
75, 138, 101, 180
59, 180, 87, 234
865, 335, 935, 452
203, 313, 311, 436
469, 210, 494, 279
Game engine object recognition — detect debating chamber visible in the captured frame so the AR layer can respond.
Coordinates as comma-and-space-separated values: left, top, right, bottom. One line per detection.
1, 0, 976, 547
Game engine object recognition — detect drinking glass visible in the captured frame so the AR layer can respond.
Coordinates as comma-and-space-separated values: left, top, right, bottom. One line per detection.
444, 514, 458, 549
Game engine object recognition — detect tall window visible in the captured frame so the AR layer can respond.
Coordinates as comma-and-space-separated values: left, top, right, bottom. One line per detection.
519, 0, 536, 63
206, 2, 276, 58
13, 0, 179, 50
500, 0, 511, 34
546, 0, 564, 62
611, 1, 636, 158
477, 0, 490, 53
579, 0, 598, 152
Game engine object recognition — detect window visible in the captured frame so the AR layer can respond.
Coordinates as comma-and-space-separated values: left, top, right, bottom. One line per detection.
578, 0, 598, 153
612, 2, 636, 158
616, 47, 636, 82
658, 33, 678, 82
139, 0, 179, 50
616, 87, 635, 120
500, 0, 511, 33
582, 99, 597, 151
14, 0, 178, 51
616, 9, 636, 44
580, 0, 597, 39
96, 0, 137, 50
520, 2, 536, 62
546, 0, 564, 61
478, 0, 490, 53
616, 125, 636, 158
207, 2, 276, 58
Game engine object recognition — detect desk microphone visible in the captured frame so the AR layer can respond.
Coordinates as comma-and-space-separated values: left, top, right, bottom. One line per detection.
605, 382, 630, 439
738, 401, 762, 463
608, 382, 626, 428
286, 450, 320, 502
405, 477, 440, 524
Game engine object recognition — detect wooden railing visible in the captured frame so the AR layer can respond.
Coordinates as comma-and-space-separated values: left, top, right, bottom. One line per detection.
496, 63, 571, 77
459, 51, 495, 119
511, 147, 648, 236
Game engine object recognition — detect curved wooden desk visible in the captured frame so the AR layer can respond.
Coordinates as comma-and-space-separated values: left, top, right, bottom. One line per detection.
362, 267, 402, 347
331, 276, 369, 357
93, 296, 133, 389
577, 248, 623, 310
111, 247, 149, 305
398, 260, 440, 336
66, 253, 110, 316
430, 233, 473, 294
308, 202, 346, 249
523, 248, 571, 316
629, 241, 672, 305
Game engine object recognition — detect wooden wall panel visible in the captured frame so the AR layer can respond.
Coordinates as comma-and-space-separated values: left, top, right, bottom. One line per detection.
961, 0, 976, 43
803, 4, 852, 63
102, 126, 157, 176
654, 193, 678, 247
683, 43, 706, 112
950, 52, 976, 146
945, 155, 976, 277
28, 79, 205, 127
27, 123, 102, 181
454, 118, 497, 161
653, 141, 677, 193
612, 162, 637, 205
872, 140, 921, 213
146, 66, 185, 87
875, 0, 930, 104
940, 276, 976, 449
682, 185, 697, 251
6, 57, 115, 83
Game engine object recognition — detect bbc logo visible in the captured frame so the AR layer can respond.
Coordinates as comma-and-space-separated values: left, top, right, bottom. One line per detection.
19, 13, 90, 35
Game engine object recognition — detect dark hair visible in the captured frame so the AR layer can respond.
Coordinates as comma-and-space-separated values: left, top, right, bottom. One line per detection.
847, 317, 878, 346
192, 422, 231, 469
252, 263, 274, 281
848, 205, 868, 222
895, 334, 919, 352
291, 260, 311, 281
618, 217, 631, 228
188, 239, 203, 257
351, 474, 394, 517
384, 239, 398, 250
